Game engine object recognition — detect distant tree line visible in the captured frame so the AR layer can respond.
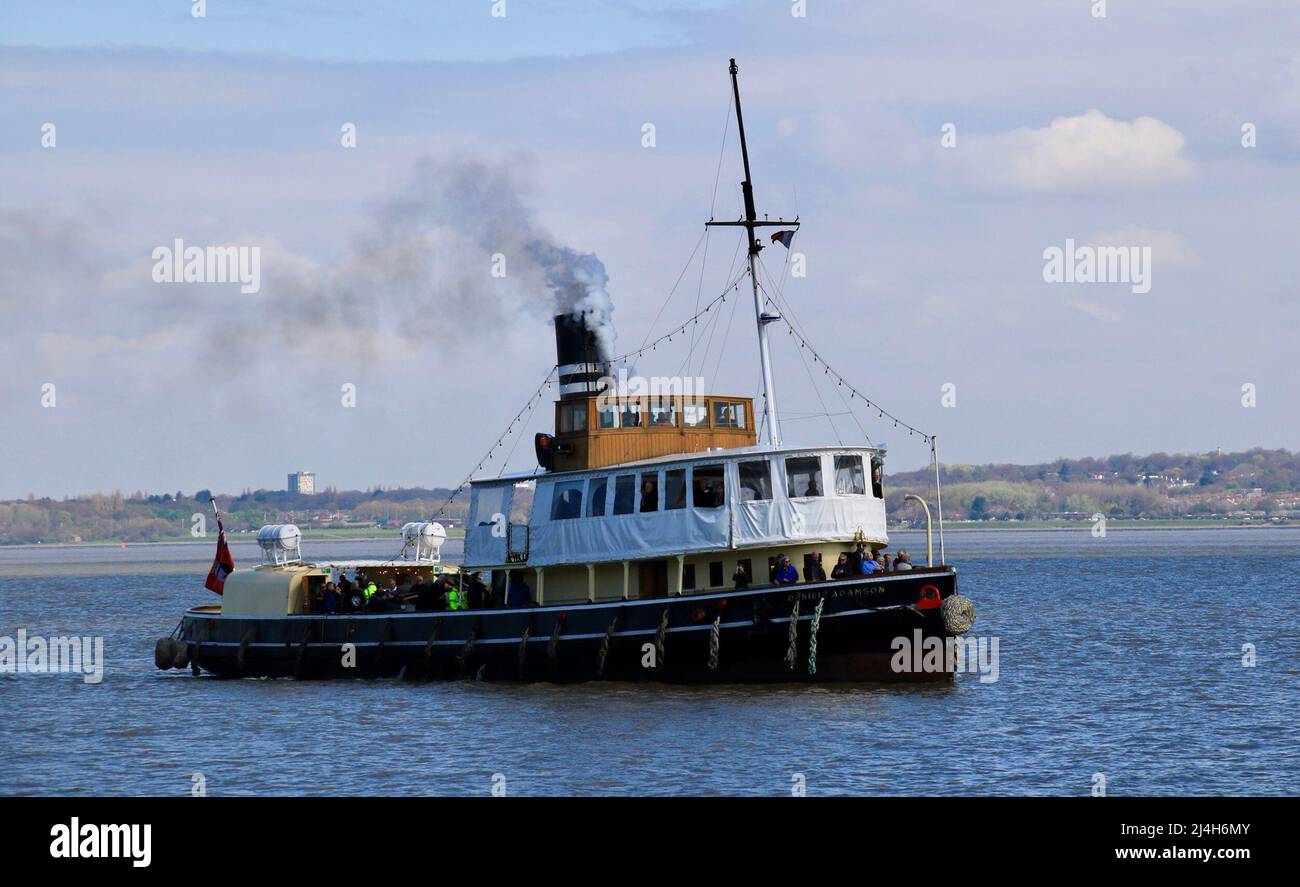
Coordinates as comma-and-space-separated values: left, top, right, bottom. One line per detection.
3, 448, 1297, 543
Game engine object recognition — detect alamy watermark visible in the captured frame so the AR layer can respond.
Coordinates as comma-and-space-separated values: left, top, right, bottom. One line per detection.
1, 630, 104, 684
152, 239, 261, 294
890, 629, 999, 683
1043, 238, 1151, 294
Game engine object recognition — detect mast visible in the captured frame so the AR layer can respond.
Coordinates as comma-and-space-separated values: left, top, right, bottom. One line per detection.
707, 58, 798, 447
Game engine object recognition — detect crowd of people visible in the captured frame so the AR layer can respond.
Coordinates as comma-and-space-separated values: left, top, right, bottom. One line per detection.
309, 569, 508, 615
770, 544, 915, 586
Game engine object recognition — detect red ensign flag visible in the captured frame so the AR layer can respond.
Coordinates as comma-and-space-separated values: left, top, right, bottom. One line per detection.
204, 517, 235, 595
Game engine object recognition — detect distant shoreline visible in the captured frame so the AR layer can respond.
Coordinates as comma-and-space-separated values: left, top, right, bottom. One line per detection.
0, 520, 1291, 550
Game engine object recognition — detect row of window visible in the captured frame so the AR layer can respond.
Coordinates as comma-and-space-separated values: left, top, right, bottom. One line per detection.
558, 398, 748, 433
549, 453, 882, 521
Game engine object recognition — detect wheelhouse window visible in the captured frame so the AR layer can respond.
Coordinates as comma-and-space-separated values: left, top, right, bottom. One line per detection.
665, 469, 687, 509
834, 454, 866, 496
550, 481, 584, 520
682, 399, 708, 427
587, 476, 608, 517
712, 400, 746, 429
738, 460, 772, 501
786, 456, 823, 498
621, 400, 643, 428
871, 457, 884, 498
596, 401, 620, 429
648, 398, 677, 427
559, 402, 588, 433
612, 475, 637, 515
692, 464, 725, 507
639, 472, 659, 512
473, 485, 507, 526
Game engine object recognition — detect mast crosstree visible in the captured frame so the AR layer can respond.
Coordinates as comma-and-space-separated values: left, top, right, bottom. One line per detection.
706, 58, 799, 448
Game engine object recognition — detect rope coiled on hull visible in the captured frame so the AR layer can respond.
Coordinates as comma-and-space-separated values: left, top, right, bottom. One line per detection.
655, 608, 670, 667
785, 598, 801, 670
707, 616, 721, 671
807, 597, 825, 675
596, 618, 617, 679
517, 626, 531, 679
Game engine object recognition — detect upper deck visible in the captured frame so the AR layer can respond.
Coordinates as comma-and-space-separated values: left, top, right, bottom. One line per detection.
464, 443, 887, 569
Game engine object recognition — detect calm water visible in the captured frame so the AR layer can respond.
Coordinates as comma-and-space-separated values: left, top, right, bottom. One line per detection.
1, 528, 1297, 796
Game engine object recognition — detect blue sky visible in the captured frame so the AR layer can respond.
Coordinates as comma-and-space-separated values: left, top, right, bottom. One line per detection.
2, 0, 1299, 498
0, 0, 734, 62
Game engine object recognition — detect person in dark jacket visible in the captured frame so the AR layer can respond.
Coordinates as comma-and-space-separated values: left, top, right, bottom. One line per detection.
321, 581, 339, 614
732, 562, 751, 590
831, 553, 852, 580
465, 572, 490, 609
803, 552, 827, 583
506, 574, 533, 608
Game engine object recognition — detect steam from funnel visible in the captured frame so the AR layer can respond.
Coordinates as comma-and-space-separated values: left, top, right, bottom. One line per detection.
529, 242, 617, 363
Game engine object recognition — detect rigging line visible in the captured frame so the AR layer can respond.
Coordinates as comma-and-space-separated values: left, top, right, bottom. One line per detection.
753, 248, 874, 446
635, 228, 708, 355
430, 365, 557, 520
785, 299, 844, 446
612, 266, 749, 368
694, 231, 747, 380
498, 377, 547, 476
707, 281, 746, 387
757, 258, 873, 447
690, 88, 734, 362
777, 314, 933, 444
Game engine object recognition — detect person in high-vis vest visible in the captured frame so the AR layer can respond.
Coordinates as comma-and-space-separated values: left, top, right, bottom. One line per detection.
363, 580, 378, 602
445, 578, 465, 611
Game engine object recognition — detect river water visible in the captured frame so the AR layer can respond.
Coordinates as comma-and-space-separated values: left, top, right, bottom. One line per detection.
1, 528, 1296, 795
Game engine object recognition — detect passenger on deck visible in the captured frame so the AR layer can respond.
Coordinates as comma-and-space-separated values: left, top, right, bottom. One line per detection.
416, 577, 445, 612
803, 552, 827, 582
465, 572, 491, 609
732, 562, 751, 590
774, 555, 799, 585
848, 544, 865, 574
893, 551, 914, 571
640, 477, 659, 512
860, 551, 882, 575
321, 581, 339, 614
831, 553, 852, 580
507, 574, 533, 608
879, 552, 893, 573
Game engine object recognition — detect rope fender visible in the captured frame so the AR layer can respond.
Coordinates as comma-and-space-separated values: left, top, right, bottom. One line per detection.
940, 594, 976, 635
784, 597, 800, 670
707, 616, 721, 671
807, 597, 825, 675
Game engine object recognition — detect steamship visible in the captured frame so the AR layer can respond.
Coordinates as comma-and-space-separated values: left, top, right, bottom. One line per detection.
160, 59, 974, 683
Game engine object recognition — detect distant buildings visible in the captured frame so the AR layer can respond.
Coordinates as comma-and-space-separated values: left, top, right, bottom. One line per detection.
287, 471, 316, 495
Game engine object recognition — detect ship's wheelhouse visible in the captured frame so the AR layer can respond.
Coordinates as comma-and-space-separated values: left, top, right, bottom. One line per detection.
464, 445, 886, 570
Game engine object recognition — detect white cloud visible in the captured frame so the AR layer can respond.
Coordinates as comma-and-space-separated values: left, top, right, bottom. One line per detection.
1088, 225, 1200, 271
980, 110, 1193, 192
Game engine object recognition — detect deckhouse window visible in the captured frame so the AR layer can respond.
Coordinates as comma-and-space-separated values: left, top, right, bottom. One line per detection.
559, 402, 588, 433
665, 469, 687, 509
692, 464, 725, 507
712, 400, 746, 429
587, 476, 608, 517
834, 455, 866, 496
871, 458, 884, 499
550, 481, 584, 520
649, 398, 677, 427
738, 460, 772, 501
683, 400, 708, 427
621, 401, 643, 428
639, 472, 659, 512
597, 401, 620, 429
786, 456, 823, 498
612, 475, 636, 514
